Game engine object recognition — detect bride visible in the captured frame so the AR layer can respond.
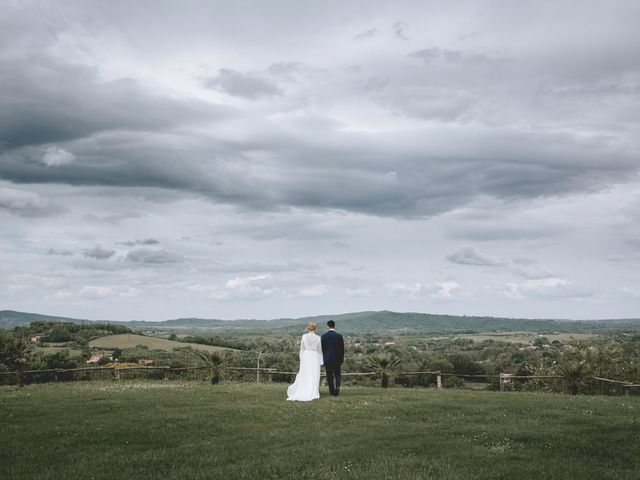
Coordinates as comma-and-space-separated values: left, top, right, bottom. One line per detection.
287, 322, 323, 401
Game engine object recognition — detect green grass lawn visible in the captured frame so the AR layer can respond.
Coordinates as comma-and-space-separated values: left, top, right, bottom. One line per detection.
1, 382, 639, 480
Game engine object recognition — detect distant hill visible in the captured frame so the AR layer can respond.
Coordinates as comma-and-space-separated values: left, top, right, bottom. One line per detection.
2, 309, 640, 334
0, 310, 100, 328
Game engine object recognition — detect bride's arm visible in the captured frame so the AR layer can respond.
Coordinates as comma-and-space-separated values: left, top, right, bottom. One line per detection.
316, 336, 323, 365
299, 336, 304, 361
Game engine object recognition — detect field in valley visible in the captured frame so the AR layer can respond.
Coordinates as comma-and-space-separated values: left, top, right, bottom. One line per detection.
88, 333, 226, 352
447, 331, 601, 344
1, 382, 639, 480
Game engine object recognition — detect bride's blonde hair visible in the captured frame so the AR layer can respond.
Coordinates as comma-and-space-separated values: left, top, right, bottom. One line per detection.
307, 322, 317, 332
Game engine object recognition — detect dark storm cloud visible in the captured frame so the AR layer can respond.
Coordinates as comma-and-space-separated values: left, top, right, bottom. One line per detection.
0, 55, 231, 150
1, 122, 637, 219
203, 69, 281, 99
0, 1, 639, 222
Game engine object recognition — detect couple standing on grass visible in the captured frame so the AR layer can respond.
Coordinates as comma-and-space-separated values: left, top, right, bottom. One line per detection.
287, 320, 344, 401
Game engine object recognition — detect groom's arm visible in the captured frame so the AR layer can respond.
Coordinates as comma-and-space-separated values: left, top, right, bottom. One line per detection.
338, 334, 344, 364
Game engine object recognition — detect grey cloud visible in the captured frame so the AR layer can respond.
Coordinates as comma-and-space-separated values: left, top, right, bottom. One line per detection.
203, 69, 281, 99
223, 215, 344, 241
447, 246, 557, 279
84, 212, 143, 225
0, 185, 61, 217
459, 31, 479, 41
47, 248, 73, 256
209, 260, 319, 274
126, 248, 184, 264
0, 3, 638, 224
407, 47, 511, 65
511, 264, 558, 280
446, 222, 562, 242
447, 246, 505, 267
354, 28, 378, 40
0, 55, 230, 150
382, 87, 476, 121
1, 122, 637, 219
119, 238, 160, 247
393, 21, 409, 40
266, 62, 304, 76
84, 245, 116, 260
264, 62, 324, 82
506, 278, 595, 300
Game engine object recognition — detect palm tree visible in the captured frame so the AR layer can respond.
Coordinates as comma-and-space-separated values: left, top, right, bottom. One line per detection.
560, 360, 591, 395
367, 353, 402, 388
199, 350, 226, 385
7, 337, 31, 388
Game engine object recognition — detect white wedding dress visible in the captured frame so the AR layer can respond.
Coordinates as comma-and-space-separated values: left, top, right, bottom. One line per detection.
287, 332, 323, 401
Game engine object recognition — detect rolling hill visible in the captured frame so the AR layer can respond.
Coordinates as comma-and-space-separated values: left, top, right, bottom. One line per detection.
2, 309, 640, 334
0, 310, 98, 328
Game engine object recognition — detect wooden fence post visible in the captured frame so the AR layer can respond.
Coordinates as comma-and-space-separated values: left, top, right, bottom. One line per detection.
500, 373, 512, 392
436, 371, 442, 390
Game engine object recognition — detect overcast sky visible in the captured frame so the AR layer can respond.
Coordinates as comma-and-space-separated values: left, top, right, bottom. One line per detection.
1, 1, 640, 321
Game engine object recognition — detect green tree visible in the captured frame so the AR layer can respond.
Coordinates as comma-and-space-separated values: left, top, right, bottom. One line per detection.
97, 356, 111, 366
43, 351, 77, 370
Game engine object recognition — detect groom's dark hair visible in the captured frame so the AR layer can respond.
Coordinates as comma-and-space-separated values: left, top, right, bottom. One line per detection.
327, 320, 335, 328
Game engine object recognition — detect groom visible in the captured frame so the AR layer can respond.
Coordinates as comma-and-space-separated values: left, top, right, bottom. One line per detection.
321, 320, 344, 396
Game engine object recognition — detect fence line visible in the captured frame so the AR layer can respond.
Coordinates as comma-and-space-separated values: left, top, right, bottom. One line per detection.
1, 366, 638, 394
592, 376, 640, 388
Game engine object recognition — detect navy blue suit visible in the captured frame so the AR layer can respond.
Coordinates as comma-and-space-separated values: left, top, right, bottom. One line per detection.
321, 329, 344, 396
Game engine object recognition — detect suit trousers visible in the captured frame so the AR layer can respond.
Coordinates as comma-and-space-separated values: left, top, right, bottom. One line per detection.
324, 362, 342, 395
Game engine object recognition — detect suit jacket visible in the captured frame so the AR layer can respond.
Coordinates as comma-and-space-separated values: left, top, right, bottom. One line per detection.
321, 330, 344, 366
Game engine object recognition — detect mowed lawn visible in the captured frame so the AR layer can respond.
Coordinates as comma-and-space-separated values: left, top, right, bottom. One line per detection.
1, 382, 639, 480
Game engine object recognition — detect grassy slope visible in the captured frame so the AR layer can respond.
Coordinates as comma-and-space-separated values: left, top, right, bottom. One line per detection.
88, 334, 226, 352
1, 382, 639, 480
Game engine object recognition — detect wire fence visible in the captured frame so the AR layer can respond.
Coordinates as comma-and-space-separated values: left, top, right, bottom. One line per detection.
1, 366, 638, 396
